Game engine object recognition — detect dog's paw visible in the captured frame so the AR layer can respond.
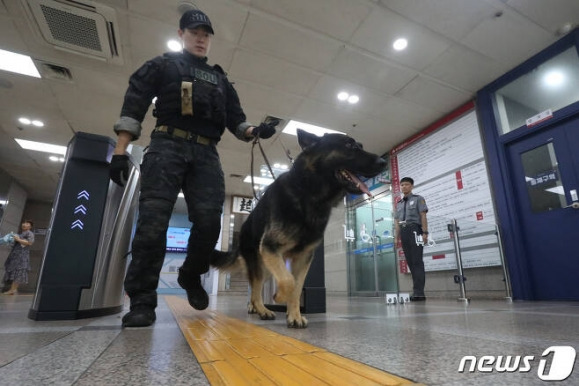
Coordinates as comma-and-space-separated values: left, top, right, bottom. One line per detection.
259, 310, 276, 320
247, 303, 258, 314
287, 315, 308, 328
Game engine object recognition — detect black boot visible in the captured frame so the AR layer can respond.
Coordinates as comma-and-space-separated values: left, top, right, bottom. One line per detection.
122, 305, 156, 327
178, 268, 209, 310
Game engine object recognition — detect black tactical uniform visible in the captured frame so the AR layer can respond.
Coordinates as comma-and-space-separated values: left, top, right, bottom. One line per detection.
117, 50, 252, 315
112, 9, 276, 328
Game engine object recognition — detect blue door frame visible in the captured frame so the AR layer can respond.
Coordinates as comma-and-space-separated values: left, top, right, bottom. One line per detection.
477, 28, 579, 300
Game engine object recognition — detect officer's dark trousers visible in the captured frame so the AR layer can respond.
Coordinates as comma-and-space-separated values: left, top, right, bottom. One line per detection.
124, 134, 225, 309
400, 223, 425, 297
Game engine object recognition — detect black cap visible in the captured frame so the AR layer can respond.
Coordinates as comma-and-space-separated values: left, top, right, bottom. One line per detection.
179, 10, 214, 34
400, 177, 414, 185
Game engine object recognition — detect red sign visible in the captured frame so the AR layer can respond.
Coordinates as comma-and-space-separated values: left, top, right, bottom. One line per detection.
476, 211, 484, 221
399, 259, 408, 274
456, 170, 463, 190
432, 254, 446, 260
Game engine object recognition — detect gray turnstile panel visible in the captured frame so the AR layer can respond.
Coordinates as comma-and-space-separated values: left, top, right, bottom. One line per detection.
29, 132, 141, 320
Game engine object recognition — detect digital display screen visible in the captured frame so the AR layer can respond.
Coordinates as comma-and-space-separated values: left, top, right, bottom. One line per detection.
166, 226, 189, 252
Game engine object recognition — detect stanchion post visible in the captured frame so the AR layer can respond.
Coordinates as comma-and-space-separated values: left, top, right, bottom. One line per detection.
495, 224, 513, 302
450, 219, 469, 304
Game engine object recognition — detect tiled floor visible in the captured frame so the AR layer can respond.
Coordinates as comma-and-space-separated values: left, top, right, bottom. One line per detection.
1, 293, 578, 385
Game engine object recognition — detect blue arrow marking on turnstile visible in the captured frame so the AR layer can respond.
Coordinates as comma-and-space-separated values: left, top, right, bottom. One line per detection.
71, 219, 84, 230
74, 204, 87, 215
77, 190, 90, 200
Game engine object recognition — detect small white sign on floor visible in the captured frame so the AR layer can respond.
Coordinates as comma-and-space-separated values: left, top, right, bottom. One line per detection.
385, 293, 411, 305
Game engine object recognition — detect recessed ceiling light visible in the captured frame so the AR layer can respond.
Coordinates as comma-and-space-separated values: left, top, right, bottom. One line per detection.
282, 120, 346, 136
544, 71, 564, 87
347, 95, 360, 104
18, 117, 31, 125
0, 49, 41, 78
15, 138, 67, 155
337, 91, 349, 101
167, 39, 182, 52
31, 120, 44, 127
393, 38, 408, 51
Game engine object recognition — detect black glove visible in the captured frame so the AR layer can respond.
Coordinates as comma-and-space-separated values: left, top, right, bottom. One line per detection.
110, 154, 130, 187
252, 119, 279, 139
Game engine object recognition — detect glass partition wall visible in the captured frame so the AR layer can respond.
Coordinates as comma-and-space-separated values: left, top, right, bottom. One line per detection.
347, 192, 398, 296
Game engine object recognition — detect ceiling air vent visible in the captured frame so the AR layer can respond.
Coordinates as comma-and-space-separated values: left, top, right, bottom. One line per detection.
36, 61, 73, 82
26, 0, 123, 64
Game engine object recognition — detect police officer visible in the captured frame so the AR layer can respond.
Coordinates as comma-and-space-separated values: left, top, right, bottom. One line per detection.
394, 177, 429, 301
110, 9, 278, 327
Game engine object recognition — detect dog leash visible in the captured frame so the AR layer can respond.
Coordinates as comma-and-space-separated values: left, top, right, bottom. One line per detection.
249, 128, 295, 201
251, 136, 277, 200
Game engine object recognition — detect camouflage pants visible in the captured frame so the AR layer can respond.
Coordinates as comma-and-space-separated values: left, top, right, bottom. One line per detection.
124, 133, 225, 309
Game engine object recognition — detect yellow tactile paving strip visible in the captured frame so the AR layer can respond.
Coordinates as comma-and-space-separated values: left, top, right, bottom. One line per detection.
165, 295, 419, 385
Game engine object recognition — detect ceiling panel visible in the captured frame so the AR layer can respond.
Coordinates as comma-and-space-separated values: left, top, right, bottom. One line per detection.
228, 49, 321, 97
396, 76, 473, 113
350, 6, 452, 71
239, 13, 344, 71
461, 8, 557, 67
327, 48, 418, 95
506, 0, 579, 33
251, 0, 372, 41
382, 0, 500, 42
423, 44, 506, 92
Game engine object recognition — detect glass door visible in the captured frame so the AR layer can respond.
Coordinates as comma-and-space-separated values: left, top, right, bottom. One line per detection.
347, 192, 398, 296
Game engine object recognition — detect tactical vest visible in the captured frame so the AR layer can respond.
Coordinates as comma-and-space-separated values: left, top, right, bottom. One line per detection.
153, 53, 226, 128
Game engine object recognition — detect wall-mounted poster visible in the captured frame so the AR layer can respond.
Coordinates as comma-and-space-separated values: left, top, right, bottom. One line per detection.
391, 103, 502, 272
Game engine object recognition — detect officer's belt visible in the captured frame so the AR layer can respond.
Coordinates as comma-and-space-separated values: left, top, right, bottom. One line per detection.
399, 221, 419, 228
154, 126, 213, 145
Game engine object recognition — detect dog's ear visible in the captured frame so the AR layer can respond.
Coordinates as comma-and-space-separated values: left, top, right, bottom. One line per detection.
297, 129, 321, 150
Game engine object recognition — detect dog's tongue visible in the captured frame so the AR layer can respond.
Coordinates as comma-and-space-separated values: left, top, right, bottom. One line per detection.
345, 170, 372, 197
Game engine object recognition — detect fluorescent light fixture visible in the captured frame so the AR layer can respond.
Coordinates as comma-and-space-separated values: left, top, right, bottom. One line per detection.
18, 117, 31, 125
0, 49, 41, 78
15, 138, 67, 155
167, 40, 182, 52
31, 120, 44, 127
243, 175, 275, 186
393, 38, 408, 51
49, 156, 64, 162
282, 120, 346, 136
337, 91, 349, 101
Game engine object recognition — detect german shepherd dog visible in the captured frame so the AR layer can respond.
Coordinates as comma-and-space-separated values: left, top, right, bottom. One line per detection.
212, 129, 386, 328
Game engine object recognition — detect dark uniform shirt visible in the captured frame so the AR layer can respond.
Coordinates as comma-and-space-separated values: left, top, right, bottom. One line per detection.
394, 194, 428, 225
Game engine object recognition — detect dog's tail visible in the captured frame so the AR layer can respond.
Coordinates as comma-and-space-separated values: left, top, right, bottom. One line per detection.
210, 249, 244, 272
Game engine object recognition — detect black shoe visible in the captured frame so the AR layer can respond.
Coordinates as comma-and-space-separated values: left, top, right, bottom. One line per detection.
177, 268, 209, 310
122, 306, 156, 327
410, 295, 427, 301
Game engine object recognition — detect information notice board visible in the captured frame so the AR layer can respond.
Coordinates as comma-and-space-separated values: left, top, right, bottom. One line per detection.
390, 103, 502, 272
